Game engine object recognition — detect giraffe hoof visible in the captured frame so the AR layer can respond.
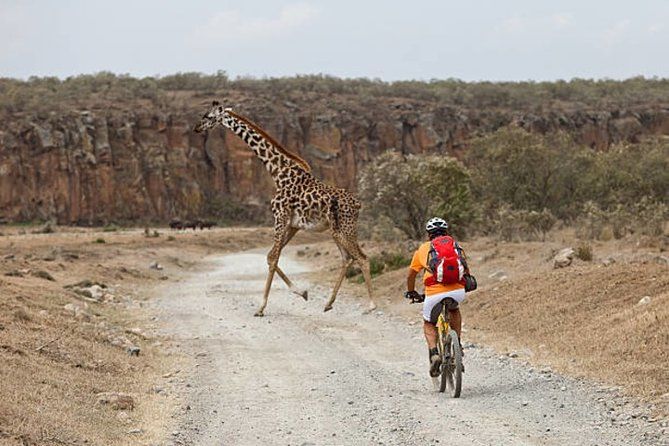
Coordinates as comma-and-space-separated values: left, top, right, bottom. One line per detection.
362, 303, 377, 314
254, 310, 264, 317
292, 289, 308, 301
323, 305, 333, 312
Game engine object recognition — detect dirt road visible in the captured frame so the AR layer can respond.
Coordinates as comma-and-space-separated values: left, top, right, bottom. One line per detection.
152, 248, 666, 446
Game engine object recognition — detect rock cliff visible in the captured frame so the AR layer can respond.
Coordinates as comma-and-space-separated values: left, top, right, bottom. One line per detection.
1, 92, 668, 224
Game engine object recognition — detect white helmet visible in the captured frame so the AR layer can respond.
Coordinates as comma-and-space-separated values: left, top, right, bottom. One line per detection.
425, 217, 449, 233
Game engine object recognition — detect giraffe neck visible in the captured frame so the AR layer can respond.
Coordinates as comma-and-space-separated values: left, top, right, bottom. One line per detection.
218, 112, 311, 183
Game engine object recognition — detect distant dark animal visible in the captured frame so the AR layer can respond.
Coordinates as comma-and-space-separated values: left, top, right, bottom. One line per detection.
183, 220, 200, 230
198, 220, 216, 230
169, 219, 183, 230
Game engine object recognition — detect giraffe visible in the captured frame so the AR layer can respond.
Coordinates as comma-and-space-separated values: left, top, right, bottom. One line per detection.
194, 101, 377, 317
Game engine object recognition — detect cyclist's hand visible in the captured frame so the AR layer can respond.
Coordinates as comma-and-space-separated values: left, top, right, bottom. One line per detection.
404, 290, 423, 303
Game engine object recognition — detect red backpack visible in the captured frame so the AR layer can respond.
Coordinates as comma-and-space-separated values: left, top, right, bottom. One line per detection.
424, 235, 464, 286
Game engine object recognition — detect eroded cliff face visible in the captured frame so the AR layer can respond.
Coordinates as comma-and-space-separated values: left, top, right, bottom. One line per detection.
1, 96, 668, 224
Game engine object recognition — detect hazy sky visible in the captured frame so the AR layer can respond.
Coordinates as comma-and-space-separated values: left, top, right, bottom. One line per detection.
1, 0, 668, 81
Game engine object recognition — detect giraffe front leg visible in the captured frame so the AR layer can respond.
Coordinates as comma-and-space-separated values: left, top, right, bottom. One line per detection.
256, 258, 278, 317
272, 226, 308, 300
255, 232, 287, 317
275, 266, 308, 301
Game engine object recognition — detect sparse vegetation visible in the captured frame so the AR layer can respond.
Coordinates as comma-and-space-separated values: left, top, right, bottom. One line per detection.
3, 73, 669, 114
494, 206, 557, 242
358, 151, 475, 239
94, 238, 106, 244
144, 228, 160, 238
1, 73, 667, 240
346, 249, 411, 282
359, 129, 667, 241
203, 193, 269, 226
576, 244, 594, 261
32, 222, 55, 234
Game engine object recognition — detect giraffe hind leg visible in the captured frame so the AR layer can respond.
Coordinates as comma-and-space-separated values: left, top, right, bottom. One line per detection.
324, 257, 353, 312
324, 232, 376, 313
342, 233, 377, 313
358, 255, 377, 313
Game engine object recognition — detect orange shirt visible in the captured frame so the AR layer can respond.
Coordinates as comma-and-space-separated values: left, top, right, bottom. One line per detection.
410, 241, 464, 296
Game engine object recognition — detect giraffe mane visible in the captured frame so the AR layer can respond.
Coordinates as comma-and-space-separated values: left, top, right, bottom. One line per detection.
227, 110, 312, 173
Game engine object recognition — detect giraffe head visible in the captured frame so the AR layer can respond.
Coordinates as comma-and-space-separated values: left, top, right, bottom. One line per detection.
193, 101, 231, 133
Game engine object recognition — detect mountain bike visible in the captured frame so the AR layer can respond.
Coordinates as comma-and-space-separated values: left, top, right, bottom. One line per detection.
408, 293, 463, 397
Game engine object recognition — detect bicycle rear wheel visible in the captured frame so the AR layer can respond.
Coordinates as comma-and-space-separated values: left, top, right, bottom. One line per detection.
438, 327, 449, 393
447, 329, 462, 398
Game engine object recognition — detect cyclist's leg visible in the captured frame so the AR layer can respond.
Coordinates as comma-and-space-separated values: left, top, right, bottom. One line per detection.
441, 298, 465, 367
425, 320, 441, 377
423, 320, 438, 350
422, 295, 443, 350
448, 308, 462, 340
442, 289, 465, 342
423, 295, 443, 376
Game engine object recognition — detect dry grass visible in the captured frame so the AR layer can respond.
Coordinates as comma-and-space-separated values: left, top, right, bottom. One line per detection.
464, 263, 668, 408
0, 226, 280, 445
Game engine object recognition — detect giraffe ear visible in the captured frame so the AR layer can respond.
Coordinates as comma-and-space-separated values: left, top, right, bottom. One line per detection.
212, 100, 220, 107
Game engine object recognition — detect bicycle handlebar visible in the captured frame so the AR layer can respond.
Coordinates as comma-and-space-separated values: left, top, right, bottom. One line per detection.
404, 292, 425, 304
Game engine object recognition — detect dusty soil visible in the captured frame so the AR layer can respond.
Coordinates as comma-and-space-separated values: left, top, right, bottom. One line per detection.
0, 226, 285, 446
1, 226, 667, 445
151, 243, 666, 445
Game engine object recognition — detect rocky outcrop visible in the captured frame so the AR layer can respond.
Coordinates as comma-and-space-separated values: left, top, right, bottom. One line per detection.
1, 95, 667, 224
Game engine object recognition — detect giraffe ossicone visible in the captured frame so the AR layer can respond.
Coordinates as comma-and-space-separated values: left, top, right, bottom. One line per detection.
194, 104, 377, 316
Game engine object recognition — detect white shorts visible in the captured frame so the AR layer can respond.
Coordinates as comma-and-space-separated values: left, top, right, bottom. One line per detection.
422, 289, 466, 323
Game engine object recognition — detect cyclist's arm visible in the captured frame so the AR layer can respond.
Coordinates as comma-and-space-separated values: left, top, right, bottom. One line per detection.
407, 268, 419, 292
407, 249, 422, 292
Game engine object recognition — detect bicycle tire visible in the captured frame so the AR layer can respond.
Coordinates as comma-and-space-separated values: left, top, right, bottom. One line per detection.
438, 328, 449, 393
448, 328, 462, 398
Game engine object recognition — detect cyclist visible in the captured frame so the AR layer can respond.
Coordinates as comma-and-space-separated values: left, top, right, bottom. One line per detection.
405, 217, 470, 377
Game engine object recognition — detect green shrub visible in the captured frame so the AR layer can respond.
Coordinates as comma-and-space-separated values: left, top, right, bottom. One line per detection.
576, 199, 668, 240
468, 129, 572, 218
345, 250, 411, 281
469, 129, 668, 235
358, 151, 475, 239
576, 244, 594, 261
203, 193, 269, 226
369, 256, 386, 276
93, 238, 106, 244
382, 251, 412, 271
493, 205, 557, 241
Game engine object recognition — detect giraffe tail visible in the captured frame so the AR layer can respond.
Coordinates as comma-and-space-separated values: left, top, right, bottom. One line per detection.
329, 197, 340, 230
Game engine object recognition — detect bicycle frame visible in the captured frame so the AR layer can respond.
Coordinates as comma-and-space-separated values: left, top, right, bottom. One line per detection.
437, 307, 450, 337
436, 303, 462, 397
